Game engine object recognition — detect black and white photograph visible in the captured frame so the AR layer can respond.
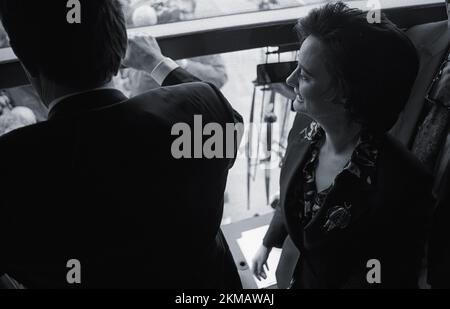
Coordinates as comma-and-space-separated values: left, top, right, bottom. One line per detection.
0, 0, 449, 295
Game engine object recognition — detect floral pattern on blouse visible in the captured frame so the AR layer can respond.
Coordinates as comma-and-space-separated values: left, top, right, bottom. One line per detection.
298, 122, 379, 224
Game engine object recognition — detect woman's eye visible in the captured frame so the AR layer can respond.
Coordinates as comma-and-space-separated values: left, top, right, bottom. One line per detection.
299, 72, 309, 81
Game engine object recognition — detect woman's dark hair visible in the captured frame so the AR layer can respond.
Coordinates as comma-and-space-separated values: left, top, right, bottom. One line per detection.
0, 0, 127, 89
295, 1, 419, 134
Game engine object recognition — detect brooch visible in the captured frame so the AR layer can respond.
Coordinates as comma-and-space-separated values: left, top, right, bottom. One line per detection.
323, 203, 352, 233
303, 122, 321, 141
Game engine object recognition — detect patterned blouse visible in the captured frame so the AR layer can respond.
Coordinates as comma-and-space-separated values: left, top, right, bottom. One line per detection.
298, 122, 379, 225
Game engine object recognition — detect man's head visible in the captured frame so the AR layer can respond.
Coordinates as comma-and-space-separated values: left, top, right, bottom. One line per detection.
0, 0, 127, 102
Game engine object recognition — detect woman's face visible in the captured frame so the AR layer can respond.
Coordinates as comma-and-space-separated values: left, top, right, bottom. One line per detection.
286, 35, 346, 124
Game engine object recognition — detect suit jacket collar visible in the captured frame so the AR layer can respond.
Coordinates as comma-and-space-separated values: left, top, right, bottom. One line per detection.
48, 88, 128, 120
419, 21, 450, 57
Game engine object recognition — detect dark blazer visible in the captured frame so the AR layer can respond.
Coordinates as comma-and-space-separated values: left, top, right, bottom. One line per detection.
0, 68, 243, 289
388, 20, 450, 288
264, 115, 434, 289
428, 166, 450, 289
391, 20, 450, 147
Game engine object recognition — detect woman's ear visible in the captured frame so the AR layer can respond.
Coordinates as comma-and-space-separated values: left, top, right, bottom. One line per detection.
330, 80, 349, 105
324, 83, 344, 104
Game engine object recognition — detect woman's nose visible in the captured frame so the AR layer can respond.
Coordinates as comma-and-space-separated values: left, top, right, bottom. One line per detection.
286, 70, 297, 89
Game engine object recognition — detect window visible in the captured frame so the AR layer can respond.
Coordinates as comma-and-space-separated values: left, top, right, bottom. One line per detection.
217, 48, 298, 224
123, 0, 325, 28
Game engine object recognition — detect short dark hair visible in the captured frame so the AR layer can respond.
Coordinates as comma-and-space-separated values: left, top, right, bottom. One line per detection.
295, 2, 419, 134
0, 0, 127, 89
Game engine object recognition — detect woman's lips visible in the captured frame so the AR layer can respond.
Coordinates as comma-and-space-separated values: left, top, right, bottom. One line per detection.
294, 90, 304, 102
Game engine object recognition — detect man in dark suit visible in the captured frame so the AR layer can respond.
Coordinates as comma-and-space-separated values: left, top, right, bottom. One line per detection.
428, 166, 450, 289
389, 2, 450, 288
404, 19, 450, 287
0, 0, 242, 288
390, 19, 450, 149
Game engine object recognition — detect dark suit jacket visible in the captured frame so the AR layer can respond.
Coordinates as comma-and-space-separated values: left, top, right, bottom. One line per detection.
391, 20, 450, 147
264, 118, 434, 289
0, 68, 243, 289
428, 167, 450, 289
387, 20, 450, 289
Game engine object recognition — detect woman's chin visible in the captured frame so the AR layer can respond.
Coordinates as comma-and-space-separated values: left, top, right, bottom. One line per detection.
293, 99, 306, 113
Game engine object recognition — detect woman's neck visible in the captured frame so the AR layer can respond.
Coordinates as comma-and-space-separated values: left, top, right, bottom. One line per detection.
321, 120, 362, 155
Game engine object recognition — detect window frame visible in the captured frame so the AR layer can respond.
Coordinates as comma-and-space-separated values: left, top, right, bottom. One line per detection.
0, 0, 446, 89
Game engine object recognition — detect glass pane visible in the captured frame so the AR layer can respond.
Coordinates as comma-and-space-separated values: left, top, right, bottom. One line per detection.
213, 49, 297, 225
0, 86, 46, 135
0, 21, 8, 49
121, 0, 441, 28
0, 0, 442, 50
123, 0, 325, 28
